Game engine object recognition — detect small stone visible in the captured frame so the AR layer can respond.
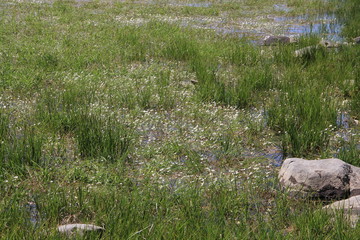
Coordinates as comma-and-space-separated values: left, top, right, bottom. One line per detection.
353, 36, 360, 44
289, 35, 298, 43
319, 39, 339, 48
263, 36, 291, 46
190, 79, 198, 85
57, 224, 105, 236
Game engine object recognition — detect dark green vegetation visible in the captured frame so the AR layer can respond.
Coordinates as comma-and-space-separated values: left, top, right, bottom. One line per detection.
0, 0, 359, 239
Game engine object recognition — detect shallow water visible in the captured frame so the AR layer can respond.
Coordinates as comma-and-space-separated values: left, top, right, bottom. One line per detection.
5, 0, 343, 41
337, 112, 350, 129
242, 147, 284, 167
267, 12, 342, 41
283, 14, 343, 41
179, 12, 342, 42
25, 201, 40, 227
91, 0, 346, 42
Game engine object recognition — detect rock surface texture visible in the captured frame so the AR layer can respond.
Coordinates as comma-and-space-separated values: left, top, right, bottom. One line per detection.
279, 158, 352, 199
279, 158, 360, 227
323, 195, 360, 227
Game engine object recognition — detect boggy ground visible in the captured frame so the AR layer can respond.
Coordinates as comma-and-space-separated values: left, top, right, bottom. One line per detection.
0, 0, 360, 239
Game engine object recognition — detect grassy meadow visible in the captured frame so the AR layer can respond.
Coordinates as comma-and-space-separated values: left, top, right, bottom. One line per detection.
0, 0, 360, 238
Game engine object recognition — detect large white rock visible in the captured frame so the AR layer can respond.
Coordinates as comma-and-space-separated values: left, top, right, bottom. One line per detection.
323, 195, 360, 227
279, 158, 352, 199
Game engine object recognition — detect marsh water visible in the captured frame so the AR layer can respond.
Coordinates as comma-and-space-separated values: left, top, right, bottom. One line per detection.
111, 1, 345, 42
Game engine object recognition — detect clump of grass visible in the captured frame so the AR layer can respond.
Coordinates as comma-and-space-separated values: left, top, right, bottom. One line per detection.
192, 50, 273, 108
133, 69, 177, 110
36, 86, 91, 134
267, 77, 337, 157
163, 32, 200, 62
0, 109, 9, 175
338, 0, 360, 38
338, 139, 360, 166
37, 85, 133, 163
351, 66, 360, 119
74, 112, 132, 163
0, 109, 9, 141
0, 114, 44, 174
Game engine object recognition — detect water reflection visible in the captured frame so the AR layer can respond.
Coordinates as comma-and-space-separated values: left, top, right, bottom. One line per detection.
273, 13, 343, 41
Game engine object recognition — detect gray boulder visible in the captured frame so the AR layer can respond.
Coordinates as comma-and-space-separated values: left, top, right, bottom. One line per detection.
323, 195, 360, 227
263, 36, 291, 46
279, 158, 352, 199
57, 224, 105, 236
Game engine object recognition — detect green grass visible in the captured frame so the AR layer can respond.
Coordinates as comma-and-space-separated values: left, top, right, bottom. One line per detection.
0, 0, 360, 238
337, 0, 360, 38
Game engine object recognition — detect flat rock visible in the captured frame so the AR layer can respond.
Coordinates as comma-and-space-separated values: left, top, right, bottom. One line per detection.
58, 224, 105, 236
323, 195, 360, 227
263, 36, 291, 46
279, 158, 352, 199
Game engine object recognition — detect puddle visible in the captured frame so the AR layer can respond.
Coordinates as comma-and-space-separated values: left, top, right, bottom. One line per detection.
242, 146, 284, 167
337, 112, 350, 129
334, 112, 354, 142
25, 201, 40, 227
264, 150, 284, 167
288, 23, 342, 41
273, 13, 343, 41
